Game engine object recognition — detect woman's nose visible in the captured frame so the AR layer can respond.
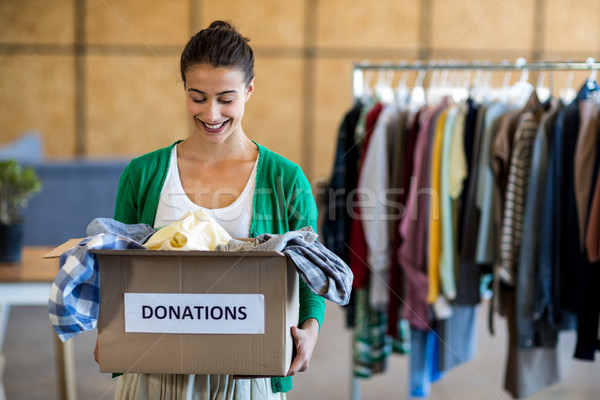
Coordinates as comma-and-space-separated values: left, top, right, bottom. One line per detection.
205, 104, 220, 121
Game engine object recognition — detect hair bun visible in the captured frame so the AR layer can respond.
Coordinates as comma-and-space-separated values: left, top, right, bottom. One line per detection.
208, 20, 235, 30
181, 20, 254, 85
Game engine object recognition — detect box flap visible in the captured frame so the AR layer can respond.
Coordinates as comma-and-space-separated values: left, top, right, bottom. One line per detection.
43, 240, 285, 259
89, 249, 285, 257
42, 238, 83, 259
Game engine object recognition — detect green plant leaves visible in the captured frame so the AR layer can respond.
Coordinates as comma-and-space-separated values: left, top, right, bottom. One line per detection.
0, 159, 42, 224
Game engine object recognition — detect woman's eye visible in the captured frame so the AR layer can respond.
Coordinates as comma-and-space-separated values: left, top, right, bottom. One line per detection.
192, 98, 206, 104
220, 99, 234, 104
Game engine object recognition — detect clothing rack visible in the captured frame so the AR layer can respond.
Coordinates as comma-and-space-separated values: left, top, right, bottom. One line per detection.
352, 58, 600, 100
347, 58, 600, 400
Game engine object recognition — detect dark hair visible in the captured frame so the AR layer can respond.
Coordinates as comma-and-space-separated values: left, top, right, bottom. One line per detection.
180, 20, 254, 86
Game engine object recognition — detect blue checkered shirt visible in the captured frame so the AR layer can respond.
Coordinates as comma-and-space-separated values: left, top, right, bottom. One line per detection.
48, 234, 146, 342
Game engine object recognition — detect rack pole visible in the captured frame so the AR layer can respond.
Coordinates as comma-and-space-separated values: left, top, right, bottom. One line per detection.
352, 60, 600, 71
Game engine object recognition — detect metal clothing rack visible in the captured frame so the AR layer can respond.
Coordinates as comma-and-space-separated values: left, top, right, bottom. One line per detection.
352, 58, 600, 100
347, 58, 600, 400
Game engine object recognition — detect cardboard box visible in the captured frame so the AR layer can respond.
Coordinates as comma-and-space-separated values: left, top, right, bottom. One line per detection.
50, 246, 299, 376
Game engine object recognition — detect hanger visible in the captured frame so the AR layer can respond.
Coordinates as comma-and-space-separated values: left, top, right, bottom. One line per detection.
374, 61, 395, 104
586, 57, 598, 91
559, 67, 576, 104
409, 61, 427, 112
494, 60, 512, 103
353, 60, 373, 101
536, 68, 551, 103
470, 61, 483, 101
426, 60, 444, 105
453, 62, 470, 103
362, 62, 374, 102
509, 58, 534, 107
584, 57, 600, 105
395, 60, 410, 109
482, 67, 493, 103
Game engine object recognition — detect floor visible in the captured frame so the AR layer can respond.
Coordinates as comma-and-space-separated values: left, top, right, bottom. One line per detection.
3, 302, 600, 400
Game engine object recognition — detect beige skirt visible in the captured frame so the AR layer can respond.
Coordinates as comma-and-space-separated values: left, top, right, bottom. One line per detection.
115, 374, 286, 400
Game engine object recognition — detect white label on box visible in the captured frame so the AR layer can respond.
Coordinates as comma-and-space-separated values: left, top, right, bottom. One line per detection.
124, 293, 265, 334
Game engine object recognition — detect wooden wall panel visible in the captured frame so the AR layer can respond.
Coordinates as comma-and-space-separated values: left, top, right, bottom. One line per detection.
313, 59, 356, 180
85, 55, 187, 158
431, 0, 535, 53
85, 0, 189, 46
244, 57, 304, 166
0, 55, 76, 157
316, 0, 420, 49
0, 0, 74, 44
544, 0, 600, 53
199, 0, 306, 47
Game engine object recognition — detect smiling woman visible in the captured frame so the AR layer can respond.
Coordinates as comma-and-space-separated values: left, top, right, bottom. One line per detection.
108, 20, 325, 400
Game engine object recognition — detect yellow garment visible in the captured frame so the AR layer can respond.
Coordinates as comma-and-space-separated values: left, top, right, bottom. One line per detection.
427, 109, 447, 304
144, 210, 232, 251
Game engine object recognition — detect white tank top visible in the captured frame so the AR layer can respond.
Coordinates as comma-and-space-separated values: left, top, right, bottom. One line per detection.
154, 144, 258, 238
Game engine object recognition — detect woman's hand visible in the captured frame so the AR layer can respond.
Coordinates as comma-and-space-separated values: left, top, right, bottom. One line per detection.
287, 318, 319, 376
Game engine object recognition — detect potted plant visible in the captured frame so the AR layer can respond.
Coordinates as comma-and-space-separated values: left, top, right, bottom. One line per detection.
0, 159, 41, 262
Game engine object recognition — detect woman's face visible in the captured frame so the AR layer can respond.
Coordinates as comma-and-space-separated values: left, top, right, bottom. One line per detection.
184, 64, 254, 144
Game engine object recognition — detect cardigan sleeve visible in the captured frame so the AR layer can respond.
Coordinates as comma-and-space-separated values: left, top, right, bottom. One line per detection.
270, 165, 325, 394
287, 170, 325, 328
113, 163, 139, 224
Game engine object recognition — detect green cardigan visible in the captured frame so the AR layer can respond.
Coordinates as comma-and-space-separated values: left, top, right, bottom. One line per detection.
114, 141, 325, 393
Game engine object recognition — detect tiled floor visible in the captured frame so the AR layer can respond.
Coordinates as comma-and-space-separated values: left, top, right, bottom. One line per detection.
3, 302, 600, 399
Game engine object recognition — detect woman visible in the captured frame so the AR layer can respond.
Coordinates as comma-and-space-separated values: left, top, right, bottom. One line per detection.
108, 20, 325, 399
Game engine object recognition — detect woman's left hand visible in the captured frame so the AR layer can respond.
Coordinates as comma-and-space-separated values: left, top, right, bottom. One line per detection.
287, 318, 319, 376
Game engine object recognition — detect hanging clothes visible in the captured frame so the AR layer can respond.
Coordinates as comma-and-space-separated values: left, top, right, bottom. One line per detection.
571, 92, 600, 361
490, 94, 542, 318
517, 99, 564, 349
497, 110, 543, 287
426, 108, 449, 305
437, 305, 478, 372
587, 167, 600, 262
387, 109, 422, 339
397, 99, 449, 331
474, 102, 509, 270
574, 100, 599, 250
348, 102, 384, 290
440, 104, 467, 301
326, 64, 600, 400
384, 102, 412, 354
536, 101, 568, 336
455, 100, 486, 306
557, 86, 590, 314
321, 100, 363, 329
322, 101, 362, 265
500, 284, 561, 399
409, 328, 443, 398
495, 103, 564, 399
347, 101, 394, 378
359, 103, 402, 308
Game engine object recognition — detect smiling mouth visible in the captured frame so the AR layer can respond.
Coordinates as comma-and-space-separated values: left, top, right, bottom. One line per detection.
198, 119, 229, 132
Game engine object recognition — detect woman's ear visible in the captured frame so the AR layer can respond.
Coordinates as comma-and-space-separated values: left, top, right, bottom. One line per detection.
245, 79, 255, 101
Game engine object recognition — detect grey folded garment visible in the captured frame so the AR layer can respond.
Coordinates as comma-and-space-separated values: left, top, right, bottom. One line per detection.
86, 218, 156, 244
216, 227, 353, 305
